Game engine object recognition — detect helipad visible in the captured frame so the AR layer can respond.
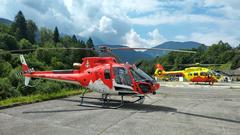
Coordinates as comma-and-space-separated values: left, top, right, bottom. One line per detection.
1, 86, 240, 135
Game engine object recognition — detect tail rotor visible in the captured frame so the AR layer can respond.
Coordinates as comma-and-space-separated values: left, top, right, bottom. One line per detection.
154, 64, 165, 77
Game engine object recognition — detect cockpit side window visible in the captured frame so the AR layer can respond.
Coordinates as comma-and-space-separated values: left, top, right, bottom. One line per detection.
194, 72, 198, 76
200, 72, 206, 76
113, 67, 132, 86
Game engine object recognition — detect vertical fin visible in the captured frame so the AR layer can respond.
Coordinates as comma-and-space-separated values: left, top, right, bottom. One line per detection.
20, 55, 29, 72
20, 55, 32, 86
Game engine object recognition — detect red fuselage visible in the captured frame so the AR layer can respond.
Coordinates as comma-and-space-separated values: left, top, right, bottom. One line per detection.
22, 57, 160, 95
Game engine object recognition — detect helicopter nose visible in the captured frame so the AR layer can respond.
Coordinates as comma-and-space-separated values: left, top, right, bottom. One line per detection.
151, 83, 160, 95
138, 82, 160, 94
153, 83, 160, 90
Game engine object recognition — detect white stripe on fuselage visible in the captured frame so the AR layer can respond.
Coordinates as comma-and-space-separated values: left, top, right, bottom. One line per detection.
87, 79, 117, 94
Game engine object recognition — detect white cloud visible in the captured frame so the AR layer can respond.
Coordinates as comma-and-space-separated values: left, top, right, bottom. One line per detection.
98, 16, 117, 34
190, 32, 239, 46
204, 0, 240, 9
123, 29, 147, 48
148, 29, 166, 46
175, 35, 187, 40
100, 0, 160, 18
130, 12, 182, 25
123, 28, 165, 48
130, 11, 227, 26
204, 0, 240, 19
175, 32, 239, 47
79, 16, 118, 37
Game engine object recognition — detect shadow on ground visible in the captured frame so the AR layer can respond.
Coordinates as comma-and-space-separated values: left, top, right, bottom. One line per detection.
23, 97, 240, 124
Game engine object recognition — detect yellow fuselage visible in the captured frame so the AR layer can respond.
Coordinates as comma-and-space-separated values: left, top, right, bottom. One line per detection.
155, 67, 220, 83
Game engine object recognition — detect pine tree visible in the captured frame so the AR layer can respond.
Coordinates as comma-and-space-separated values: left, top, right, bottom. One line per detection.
86, 37, 94, 48
40, 27, 53, 43
11, 11, 27, 40
26, 20, 38, 44
72, 34, 77, 43
53, 26, 59, 43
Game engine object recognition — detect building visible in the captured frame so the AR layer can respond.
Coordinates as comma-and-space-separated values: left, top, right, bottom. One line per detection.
220, 67, 240, 81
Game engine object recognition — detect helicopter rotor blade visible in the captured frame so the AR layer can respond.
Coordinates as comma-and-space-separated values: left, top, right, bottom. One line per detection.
8, 47, 94, 53
135, 60, 143, 67
163, 63, 224, 67
110, 47, 196, 53
7, 45, 196, 54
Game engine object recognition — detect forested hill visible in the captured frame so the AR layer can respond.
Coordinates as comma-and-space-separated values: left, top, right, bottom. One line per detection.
0, 18, 12, 25
0, 11, 96, 100
96, 42, 201, 63
96, 45, 152, 63
139, 42, 240, 74
145, 41, 201, 57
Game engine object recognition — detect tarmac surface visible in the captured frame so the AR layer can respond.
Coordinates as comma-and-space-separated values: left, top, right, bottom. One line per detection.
1, 85, 240, 135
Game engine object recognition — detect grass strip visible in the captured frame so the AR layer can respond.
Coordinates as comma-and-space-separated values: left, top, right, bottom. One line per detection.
0, 89, 83, 109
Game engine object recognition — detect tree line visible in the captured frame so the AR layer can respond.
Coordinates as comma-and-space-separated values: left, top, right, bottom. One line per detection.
139, 41, 240, 75
0, 11, 96, 100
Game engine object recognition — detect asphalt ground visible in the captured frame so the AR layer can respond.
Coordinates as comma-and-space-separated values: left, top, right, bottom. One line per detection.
1, 85, 240, 135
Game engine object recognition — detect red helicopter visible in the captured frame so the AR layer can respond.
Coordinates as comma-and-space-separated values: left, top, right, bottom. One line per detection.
19, 46, 195, 108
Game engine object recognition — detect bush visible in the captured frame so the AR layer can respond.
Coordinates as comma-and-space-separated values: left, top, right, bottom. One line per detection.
0, 32, 19, 50
0, 60, 13, 77
0, 78, 20, 100
36, 81, 62, 94
19, 38, 33, 49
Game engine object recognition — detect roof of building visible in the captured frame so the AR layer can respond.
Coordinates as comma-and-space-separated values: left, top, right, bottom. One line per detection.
221, 69, 240, 76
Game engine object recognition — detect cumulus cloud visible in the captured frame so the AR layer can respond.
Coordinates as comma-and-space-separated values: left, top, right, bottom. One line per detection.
123, 29, 147, 48
98, 16, 117, 34
147, 29, 166, 46
123, 28, 165, 48
190, 32, 239, 47
79, 16, 130, 44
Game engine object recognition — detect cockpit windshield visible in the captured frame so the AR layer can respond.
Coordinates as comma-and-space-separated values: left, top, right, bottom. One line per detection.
209, 70, 222, 79
130, 67, 155, 82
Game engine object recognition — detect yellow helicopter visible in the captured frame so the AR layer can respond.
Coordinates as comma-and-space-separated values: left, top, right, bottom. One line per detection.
154, 63, 222, 85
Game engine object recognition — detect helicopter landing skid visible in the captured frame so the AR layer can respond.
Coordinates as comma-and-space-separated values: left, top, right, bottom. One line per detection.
79, 94, 145, 109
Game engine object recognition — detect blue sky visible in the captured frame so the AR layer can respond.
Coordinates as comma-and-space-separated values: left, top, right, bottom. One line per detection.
0, 0, 240, 47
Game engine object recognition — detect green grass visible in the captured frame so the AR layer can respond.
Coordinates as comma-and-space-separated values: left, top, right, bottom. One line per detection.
0, 89, 84, 108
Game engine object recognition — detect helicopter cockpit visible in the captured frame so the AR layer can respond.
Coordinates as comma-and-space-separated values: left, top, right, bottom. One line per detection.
113, 65, 158, 94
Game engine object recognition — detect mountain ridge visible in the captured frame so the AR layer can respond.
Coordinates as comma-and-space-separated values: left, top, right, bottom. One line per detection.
0, 18, 12, 25
145, 41, 201, 57
99, 41, 202, 63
